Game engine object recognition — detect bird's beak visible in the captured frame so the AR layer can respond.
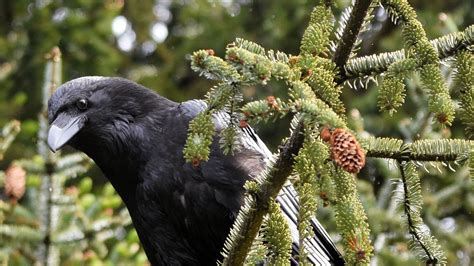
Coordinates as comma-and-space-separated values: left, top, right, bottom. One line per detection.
47, 114, 87, 152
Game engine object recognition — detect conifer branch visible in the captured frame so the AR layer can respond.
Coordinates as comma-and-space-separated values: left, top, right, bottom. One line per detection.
0, 224, 43, 243
377, 58, 417, 114
293, 136, 328, 263
51, 216, 131, 244
37, 47, 62, 265
183, 111, 215, 165
187, 3, 376, 263
261, 201, 292, 264
0, 120, 21, 160
222, 121, 305, 265
341, 25, 474, 83
470, 147, 474, 181
332, 169, 373, 264
399, 162, 435, 262
332, 0, 373, 72
364, 138, 472, 163
397, 161, 446, 264
243, 237, 267, 265
300, 5, 334, 56
305, 58, 346, 116
453, 50, 474, 139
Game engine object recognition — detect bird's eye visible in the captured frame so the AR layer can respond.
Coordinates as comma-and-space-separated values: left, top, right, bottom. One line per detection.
76, 99, 88, 110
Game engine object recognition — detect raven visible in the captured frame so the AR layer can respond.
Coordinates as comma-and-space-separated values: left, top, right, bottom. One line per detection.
47, 77, 344, 265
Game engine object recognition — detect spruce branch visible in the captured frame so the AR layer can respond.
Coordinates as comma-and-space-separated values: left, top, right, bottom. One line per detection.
298, 5, 348, 117
397, 161, 446, 264
305, 58, 346, 116
226, 46, 273, 85
370, 0, 455, 124
377, 58, 417, 114
0, 224, 43, 243
219, 125, 240, 156
453, 50, 474, 139
191, 49, 241, 82
261, 201, 292, 265
293, 136, 328, 263
222, 121, 305, 265
289, 80, 346, 128
205, 83, 235, 110
183, 111, 215, 166
409, 139, 472, 164
361, 136, 405, 158
470, 146, 474, 181
51, 215, 131, 245
188, 2, 375, 263
332, 169, 373, 264
241, 97, 289, 124
300, 5, 334, 56
364, 137, 472, 163
182, 0, 470, 262
332, 0, 373, 72
243, 237, 267, 265
341, 25, 474, 83
37, 47, 62, 265
0, 120, 21, 160
350, 2, 377, 59
233, 38, 266, 55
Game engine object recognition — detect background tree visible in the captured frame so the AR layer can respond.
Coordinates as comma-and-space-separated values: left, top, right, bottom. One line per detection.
0, 0, 473, 265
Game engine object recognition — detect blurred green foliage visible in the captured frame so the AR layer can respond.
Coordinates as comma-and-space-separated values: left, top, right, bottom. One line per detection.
0, 0, 473, 265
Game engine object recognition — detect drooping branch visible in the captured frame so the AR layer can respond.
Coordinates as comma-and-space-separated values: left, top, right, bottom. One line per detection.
399, 162, 435, 262
340, 25, 474, 83
332, 0, 373, 71
397, 161, 446, 264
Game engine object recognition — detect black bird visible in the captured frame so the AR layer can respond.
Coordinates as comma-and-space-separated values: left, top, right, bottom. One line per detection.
47, 77, 344, 265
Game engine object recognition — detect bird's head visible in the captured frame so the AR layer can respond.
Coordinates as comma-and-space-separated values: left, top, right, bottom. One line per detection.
47, 76, 174, 155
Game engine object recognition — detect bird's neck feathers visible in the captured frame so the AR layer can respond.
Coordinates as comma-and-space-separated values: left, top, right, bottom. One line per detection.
77, 124, 148, 202
77, 94, 178, 202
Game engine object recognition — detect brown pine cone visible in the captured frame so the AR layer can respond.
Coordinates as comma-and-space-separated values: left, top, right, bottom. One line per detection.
4, 164, 26, 203
322, 127, 365, 174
